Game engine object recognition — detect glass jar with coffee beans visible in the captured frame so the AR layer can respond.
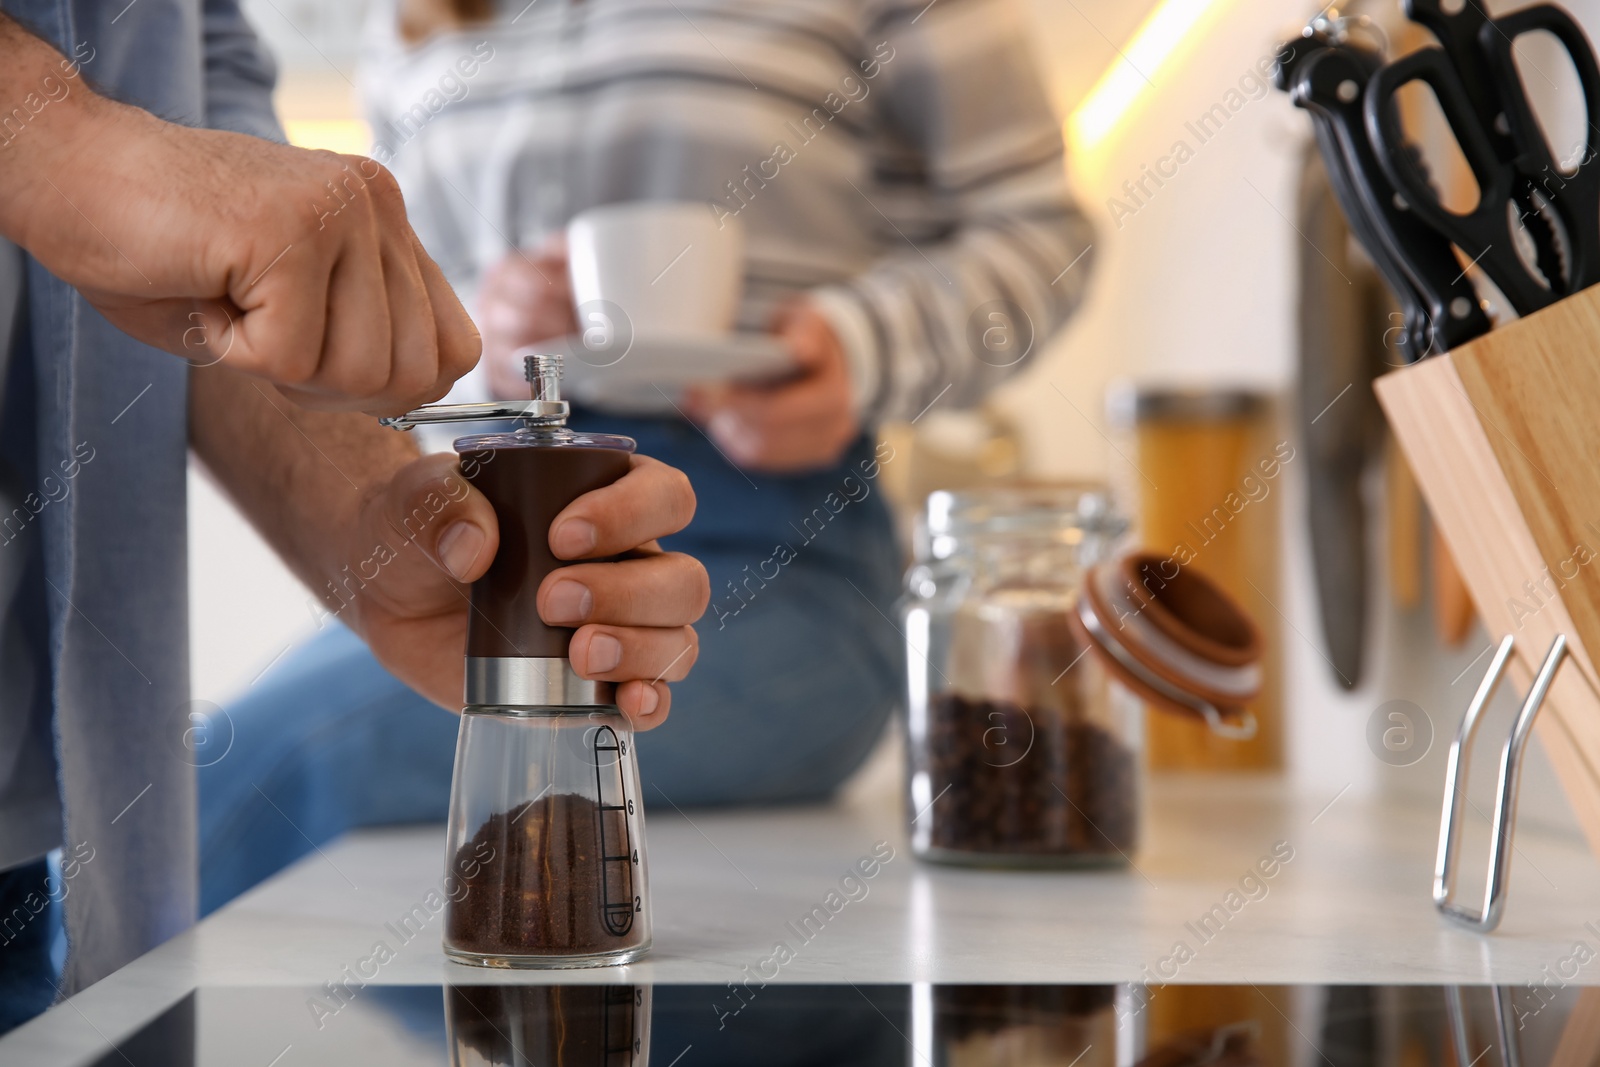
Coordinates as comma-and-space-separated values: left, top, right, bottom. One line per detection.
903, 485, 1138, 867
902, 485, 1262, 867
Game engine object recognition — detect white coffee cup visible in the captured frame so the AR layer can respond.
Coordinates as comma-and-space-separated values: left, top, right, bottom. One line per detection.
566, 202, 744, 340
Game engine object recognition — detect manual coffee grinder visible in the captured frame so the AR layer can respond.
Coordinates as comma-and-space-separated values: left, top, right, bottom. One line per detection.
384, 353, 651, 968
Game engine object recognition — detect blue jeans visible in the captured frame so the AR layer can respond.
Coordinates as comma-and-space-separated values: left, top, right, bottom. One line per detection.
200, 421, 903, 915
0, 856, 62, 1035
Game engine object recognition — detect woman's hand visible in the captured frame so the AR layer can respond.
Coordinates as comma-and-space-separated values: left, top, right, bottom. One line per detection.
481, 238, 578, 398
342, 451, 705, 728
682, 301, 860, 473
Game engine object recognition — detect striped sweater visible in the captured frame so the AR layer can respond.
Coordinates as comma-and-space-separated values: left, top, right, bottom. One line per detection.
359, 0, 1094, 422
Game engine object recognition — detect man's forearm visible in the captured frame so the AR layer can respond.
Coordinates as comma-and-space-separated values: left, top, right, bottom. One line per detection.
0, 15, 106, 250
189, 363, 424, 613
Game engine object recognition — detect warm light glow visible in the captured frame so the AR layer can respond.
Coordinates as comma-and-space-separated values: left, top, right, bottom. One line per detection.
284, 119, 372, 156
1068, 0, 1225, 156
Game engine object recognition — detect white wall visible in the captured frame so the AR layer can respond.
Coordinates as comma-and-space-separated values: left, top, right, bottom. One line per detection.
188, 463, 318, 707
994, 0, 1348, 791
240, 0, 366, 71
997, 0, 1308, 472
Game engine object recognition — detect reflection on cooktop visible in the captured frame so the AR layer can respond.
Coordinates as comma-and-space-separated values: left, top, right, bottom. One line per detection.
78, 983, 1598, 1066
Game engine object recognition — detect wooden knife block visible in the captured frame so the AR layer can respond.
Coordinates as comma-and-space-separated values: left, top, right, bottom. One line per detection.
1375, 284, 1600, 859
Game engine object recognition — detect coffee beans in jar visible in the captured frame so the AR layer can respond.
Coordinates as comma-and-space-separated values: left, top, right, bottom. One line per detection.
903, 486, 1139, 867
924, 691, 1137, 858
914, 597, 1139, 864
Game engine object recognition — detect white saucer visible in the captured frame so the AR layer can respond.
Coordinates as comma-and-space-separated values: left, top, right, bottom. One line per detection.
552, 332, 796, 413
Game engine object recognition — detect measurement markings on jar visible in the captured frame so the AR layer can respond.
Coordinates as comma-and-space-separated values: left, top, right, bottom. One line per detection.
593, 725, 639, 936
602, 985, 645, 1064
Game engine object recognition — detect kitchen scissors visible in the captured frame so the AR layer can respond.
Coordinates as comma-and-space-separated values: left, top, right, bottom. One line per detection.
1277, 17, 1493, 358
1480, 3, 1600, 293
1365, 1, 1600, 315
1289, 43, 1494, 356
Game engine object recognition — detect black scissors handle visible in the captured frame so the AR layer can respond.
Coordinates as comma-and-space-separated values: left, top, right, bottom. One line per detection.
1294, 48, 1492, 354
1403, 0, 1567, 294
1479, 4, 1600, 294
1366, 47, 1560, 317
1404, 0, 1519, 155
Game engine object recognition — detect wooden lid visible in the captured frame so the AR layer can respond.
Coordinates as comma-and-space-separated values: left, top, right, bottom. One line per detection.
1075, 554, 1262, 729
1117, 553, 1263, 668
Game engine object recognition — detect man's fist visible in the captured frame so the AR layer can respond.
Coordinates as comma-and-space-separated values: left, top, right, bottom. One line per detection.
4, 75, 479, 416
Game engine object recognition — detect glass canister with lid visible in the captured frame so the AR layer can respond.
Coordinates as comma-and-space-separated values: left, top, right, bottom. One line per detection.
902, 485, 1138, 866
902, 484, 1263, 867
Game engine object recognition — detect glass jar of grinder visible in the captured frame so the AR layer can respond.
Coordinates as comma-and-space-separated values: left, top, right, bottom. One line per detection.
384, 353, 649, 967
903, 485, 1261, 867
447, 984, 651, 1066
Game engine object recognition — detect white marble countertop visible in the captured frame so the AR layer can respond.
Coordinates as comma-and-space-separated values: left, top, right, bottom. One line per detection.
9, 774, 1600, 1061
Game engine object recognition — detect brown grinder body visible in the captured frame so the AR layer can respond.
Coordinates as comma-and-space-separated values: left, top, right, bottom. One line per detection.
459, 442, 634, 660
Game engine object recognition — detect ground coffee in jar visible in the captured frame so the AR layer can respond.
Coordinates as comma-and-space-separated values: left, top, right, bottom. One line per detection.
447, 791, 644, 959
442, 707, 651, 968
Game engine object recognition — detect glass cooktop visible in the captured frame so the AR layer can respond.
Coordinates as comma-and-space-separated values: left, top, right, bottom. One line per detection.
66, 982, 1595, 1066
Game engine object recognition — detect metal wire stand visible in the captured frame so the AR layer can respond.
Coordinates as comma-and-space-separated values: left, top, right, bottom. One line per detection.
1434, 633, 1568, 933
